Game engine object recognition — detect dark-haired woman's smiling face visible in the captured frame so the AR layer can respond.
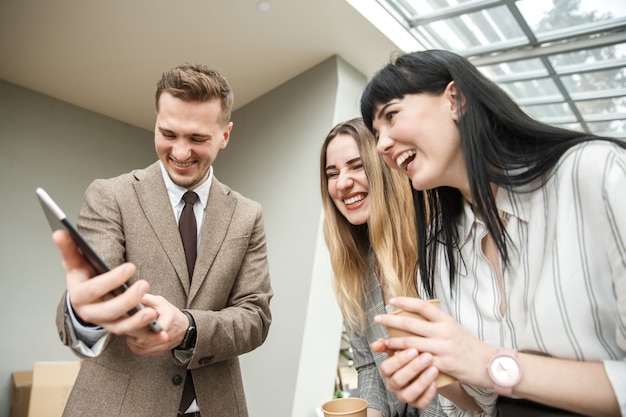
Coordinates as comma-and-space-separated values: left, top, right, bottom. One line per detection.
373, 83, 468, 195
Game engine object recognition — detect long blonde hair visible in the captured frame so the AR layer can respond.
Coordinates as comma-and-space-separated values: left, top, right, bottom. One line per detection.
320, 117, 419, 332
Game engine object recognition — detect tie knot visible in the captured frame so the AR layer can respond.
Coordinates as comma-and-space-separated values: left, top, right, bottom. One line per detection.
182, 191, 199, 205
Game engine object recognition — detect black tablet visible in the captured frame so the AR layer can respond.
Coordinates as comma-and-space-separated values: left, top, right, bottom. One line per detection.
36, 187, 162, 333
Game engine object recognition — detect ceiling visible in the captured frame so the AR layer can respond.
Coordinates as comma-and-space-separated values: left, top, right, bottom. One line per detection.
0, 0, 401, 132
2, 0, 624, 137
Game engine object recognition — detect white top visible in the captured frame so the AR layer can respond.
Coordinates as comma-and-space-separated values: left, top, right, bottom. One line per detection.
431, 141, 626, 416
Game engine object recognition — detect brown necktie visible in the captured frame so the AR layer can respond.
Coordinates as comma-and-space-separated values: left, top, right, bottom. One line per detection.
178, 191, 198, 414
179, 191, 199, 280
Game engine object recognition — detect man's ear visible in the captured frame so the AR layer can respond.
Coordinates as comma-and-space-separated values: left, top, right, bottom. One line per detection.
445, 81, 466, 121
221, 122, 233, 149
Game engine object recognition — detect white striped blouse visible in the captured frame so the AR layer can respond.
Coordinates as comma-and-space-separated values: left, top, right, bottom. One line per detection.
431, 140, 626, 416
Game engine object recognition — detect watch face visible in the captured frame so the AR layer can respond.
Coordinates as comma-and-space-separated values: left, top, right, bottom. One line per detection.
490, 356, 522, 386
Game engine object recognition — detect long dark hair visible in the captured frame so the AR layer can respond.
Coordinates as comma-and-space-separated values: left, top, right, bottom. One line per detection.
361, 49, 625, 297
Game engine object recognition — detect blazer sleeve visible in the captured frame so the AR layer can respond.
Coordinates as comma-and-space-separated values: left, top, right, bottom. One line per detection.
55, 178, 128, 357
56, 292, 111, 358
347, 327, 392, 417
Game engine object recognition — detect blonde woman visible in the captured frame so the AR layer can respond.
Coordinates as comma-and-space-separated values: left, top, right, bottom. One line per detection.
320, 117, 444, 417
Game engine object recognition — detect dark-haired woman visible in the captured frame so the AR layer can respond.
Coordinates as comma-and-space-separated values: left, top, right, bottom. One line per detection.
362, 50, 626, 417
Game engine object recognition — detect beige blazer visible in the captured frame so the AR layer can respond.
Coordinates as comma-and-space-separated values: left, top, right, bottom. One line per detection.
56, 162, 273, 417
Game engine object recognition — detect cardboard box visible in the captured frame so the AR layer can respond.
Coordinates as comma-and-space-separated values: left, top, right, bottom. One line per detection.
28, 361, 81, 417
10, 371, 33, 417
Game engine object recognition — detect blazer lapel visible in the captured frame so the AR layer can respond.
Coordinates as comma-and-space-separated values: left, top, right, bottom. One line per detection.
133, 162, 190, 293
189, 177, 236, 303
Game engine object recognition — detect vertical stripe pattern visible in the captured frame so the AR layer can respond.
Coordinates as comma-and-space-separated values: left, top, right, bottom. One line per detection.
430, 141, 626, 416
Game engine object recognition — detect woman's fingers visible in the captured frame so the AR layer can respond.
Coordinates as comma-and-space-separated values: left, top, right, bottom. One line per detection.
380, 348, 439, 408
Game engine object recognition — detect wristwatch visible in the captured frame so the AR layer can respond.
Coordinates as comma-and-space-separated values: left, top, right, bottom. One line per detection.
487, 348, 522, 396
176, 310, 197, 351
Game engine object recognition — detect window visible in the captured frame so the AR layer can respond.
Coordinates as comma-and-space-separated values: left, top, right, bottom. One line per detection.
348, 0, 626, 138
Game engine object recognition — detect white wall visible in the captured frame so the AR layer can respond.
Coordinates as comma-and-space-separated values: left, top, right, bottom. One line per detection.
0, 55, 367, 417
215, 56, 367, 417
291, 58, 368, 417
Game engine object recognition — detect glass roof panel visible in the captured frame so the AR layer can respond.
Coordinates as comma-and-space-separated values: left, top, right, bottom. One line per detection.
499, 78, 562, 102
523, 102, 574, 121
587, 120, 626, 136
412, 6, 526, 53
517, 0, 626, 34
576, 97, 626, 116
561, 68, 626, 94
394, 0, 439, 15
478, 58, 548, 81
553, 122, 584, 132
549, 43, 626, 69
354, 0, 626, 137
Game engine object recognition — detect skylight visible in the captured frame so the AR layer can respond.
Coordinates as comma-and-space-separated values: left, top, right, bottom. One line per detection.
347, 0, 626, 138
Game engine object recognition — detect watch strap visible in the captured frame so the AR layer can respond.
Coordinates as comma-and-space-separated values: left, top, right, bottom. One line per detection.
176, 310, 197, 351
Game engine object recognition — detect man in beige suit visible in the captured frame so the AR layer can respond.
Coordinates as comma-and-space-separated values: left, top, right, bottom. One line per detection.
53, 64, 273, 417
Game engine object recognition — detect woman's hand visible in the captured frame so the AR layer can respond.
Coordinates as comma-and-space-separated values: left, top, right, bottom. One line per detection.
372, 339, 440, 409
373, 297, 495, 409
375, 297, 621, 416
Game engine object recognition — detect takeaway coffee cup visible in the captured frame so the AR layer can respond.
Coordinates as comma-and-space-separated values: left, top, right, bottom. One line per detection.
321, 397, 367, 417
386, 299, 456, 388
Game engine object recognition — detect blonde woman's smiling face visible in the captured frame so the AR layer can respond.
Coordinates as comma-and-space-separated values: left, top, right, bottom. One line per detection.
325, 134, 370, 226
